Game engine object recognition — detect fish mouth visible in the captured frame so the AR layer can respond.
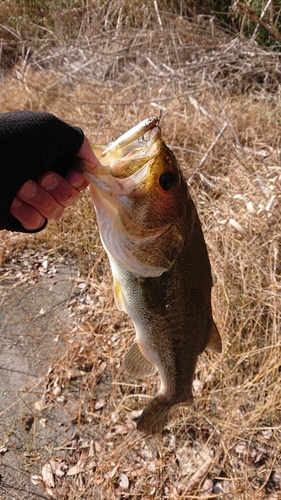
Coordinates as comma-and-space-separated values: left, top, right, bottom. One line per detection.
83, 116, 162, 188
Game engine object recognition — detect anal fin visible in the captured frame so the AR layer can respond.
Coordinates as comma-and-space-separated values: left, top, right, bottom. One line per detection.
206, 320, 222, 353
124, 341, 157, 379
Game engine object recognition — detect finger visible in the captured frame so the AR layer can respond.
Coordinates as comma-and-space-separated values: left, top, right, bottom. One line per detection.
65, 169, 89, 191
10, 197, 46, 230
38, 172, 80, 207
17, 180, 64, 219
77, 136, 101, 169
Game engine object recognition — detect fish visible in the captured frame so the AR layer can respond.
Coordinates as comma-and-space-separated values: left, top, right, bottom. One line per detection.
82, 116, 222, 435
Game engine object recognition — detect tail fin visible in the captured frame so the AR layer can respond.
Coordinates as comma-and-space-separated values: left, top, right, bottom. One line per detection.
135, 397, 171, 434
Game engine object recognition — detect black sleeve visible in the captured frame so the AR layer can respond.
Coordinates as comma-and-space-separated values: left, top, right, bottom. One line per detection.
0, 110, 84, 232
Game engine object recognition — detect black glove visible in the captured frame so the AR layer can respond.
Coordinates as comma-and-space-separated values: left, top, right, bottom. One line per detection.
0, 110, 84, 232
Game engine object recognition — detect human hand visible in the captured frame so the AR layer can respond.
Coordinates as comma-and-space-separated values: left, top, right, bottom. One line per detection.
10, 136, 99, 231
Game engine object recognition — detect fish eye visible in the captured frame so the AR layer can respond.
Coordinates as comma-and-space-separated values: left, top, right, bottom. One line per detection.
159, 172, 177, 190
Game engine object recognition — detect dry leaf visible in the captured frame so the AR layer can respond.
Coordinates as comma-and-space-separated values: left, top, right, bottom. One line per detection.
67, 463, 84, 476
235, 442, 247, 455
229, 218, 247, 236
78, 282, 87, 289
39, 418, 47, 428
53, 386, 62, 396
247, 201, 256, 214
186, 450, 214, 492
34, 400, 48, 412
201, 478, 213, 493
176, 447, 193, 476
262, 429, 273, 440
106, 465, 118, 479
119, 473, 129, 489
192, 378, 202, 393
94, 398, 106, 410
50, 459, 66, 478
94, 441, 102, 453
113, 424, 129, 435
42, 463, 55, 487
31, 475, 42, 485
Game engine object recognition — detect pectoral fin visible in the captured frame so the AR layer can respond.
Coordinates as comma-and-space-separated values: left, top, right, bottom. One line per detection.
113, 279, 126, 312
124, 341, 157, 378
206, 320, 222, 353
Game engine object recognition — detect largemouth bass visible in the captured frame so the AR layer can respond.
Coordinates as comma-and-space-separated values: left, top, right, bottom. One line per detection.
83, 116, 222, 434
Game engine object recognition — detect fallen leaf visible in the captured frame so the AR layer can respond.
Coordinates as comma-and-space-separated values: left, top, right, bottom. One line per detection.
262, 429, 273, 440
50, 459, 66, 478
113, 425, 129, 435
40, 418, 47, 428
52, 385, 62, 396
42, 463, 55, 487
106, 465, 118, 479
34, 400, 48, 412
67, 463, 84, 476
119, 473, 129, 490
94, 398, 106, 410
78, 282, 87, 289
201, 478, 213, 493
31, 475, 42, 485
229, 218, 247, 236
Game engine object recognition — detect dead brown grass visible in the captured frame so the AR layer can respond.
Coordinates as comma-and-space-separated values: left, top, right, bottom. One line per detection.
0, 3, 281, 499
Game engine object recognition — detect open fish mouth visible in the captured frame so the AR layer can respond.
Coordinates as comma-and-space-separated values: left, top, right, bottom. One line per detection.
83, 115, 162, 186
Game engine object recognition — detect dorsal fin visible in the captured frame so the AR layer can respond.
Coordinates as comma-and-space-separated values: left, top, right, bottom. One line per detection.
206, 320, 222, 353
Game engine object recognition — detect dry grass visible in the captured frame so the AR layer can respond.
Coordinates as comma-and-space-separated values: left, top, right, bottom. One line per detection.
0, 2, 281, 499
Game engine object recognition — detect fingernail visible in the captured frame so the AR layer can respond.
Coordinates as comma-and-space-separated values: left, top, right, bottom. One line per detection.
41, 174, 59, 191
67, 169, 85, 189
64, 193, 79, 207
72, 177, 84, 189
23, 215, 45, 230
19, 181, 38, 199
11, 196, 23, 208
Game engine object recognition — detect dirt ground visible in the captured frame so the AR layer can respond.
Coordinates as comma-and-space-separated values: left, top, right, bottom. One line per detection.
0, 255, 83, 499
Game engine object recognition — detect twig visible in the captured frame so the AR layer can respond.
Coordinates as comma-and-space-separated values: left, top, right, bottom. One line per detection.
252, 0, 273, 41
237, 2, 281, 42
153, 0, 163, 31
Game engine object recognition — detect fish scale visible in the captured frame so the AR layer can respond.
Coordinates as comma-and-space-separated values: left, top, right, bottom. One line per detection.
83, 117, 222, 434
